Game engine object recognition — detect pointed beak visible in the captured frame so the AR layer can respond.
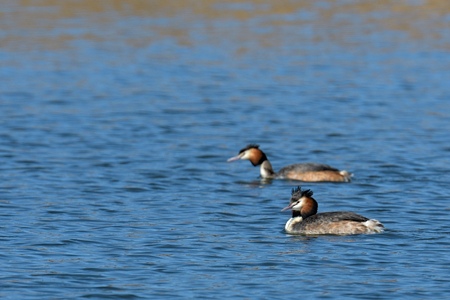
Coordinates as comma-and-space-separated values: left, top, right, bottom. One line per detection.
281, 202, 296, 212
227, 153, 243, 162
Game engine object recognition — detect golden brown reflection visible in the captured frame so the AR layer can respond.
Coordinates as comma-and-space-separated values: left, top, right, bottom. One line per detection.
12, 0, 450, 19
2, 0, 450, 50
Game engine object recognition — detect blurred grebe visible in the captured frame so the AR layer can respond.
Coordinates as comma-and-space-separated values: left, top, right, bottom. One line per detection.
281, 187, 384, 235
227, 144, 352, 182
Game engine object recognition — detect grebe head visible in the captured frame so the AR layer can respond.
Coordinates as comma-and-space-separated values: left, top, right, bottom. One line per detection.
227, 144, 268, 166
281, 186, 318, 219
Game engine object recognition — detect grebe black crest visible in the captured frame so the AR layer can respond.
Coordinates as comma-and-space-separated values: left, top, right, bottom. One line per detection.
239, 144, 260, 153
291, 186, 313, 199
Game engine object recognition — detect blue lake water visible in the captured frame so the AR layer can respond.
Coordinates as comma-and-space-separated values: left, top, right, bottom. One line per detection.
1, 1, 450, 299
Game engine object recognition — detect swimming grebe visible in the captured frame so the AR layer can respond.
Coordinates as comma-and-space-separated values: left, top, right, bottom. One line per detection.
227, 144, 352, 182
281, 187, 384, 235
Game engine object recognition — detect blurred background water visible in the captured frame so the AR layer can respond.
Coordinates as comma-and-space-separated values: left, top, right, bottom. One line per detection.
1, 0, 450, 299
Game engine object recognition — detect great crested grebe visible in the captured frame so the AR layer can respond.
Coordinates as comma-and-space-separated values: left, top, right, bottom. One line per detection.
227, 144, 352, 182
281, 187, 384, 235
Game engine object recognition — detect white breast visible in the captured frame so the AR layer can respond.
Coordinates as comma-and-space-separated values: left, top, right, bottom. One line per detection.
284, 216, 303, 233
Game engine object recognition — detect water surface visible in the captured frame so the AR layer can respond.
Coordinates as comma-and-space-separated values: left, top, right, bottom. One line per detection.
1, 1, 450, 299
